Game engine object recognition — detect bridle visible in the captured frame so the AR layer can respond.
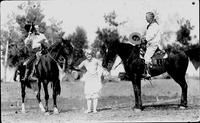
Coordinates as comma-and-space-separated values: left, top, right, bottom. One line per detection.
46, 43, 70, 66
108, 44, 138, 71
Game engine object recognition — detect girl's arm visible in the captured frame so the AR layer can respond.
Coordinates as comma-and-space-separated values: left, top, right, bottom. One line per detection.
96, 59, 109, 81
77, 60, 85, 69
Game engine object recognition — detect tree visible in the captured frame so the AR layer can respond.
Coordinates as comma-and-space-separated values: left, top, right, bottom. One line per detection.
176, 18, 194, 45
2, 1, 65, 67
68, 26, 88, 49
1, 15, 22, 67
92, 11, 125, 59
68, 26, 88, 66
45, 18, 65, 45
16, 1, 46, 39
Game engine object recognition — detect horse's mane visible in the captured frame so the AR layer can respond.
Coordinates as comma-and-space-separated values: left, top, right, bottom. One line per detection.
120, 42, 140, 58
115, 42, 139, 54
48, 40, 62, 51
109, 41, 140, 61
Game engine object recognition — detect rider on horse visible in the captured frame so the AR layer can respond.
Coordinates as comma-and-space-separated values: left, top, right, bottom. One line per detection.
22, 24, 49, 81
142, 12, 162, 78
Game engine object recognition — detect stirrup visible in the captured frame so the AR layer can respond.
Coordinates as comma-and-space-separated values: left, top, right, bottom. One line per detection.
142, 73, 151, 79
144, 73, 151, 80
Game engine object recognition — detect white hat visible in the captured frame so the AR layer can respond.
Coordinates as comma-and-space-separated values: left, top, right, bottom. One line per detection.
62, 32, 68, 39
129, 32, 141, 45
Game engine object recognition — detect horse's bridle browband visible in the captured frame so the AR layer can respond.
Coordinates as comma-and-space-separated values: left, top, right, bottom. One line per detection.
46, 44, 65, 65
112, 48, 136, 70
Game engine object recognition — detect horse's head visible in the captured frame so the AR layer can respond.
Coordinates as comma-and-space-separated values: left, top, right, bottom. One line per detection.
60, 38, 74, 66
102, 40, 119, 71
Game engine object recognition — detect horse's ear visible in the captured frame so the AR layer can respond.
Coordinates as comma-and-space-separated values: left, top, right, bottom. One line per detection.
70, 41, 75, 49
60, 38, 65, 46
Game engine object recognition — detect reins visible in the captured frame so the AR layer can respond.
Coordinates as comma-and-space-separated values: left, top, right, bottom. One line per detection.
44, 42, 65, 66
113, 46, 137, 70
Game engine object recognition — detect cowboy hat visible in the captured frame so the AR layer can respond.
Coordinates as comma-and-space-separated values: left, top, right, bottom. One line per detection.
129, 32, 141, 45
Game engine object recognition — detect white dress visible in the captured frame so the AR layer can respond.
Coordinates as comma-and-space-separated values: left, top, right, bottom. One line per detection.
78, 58, 103, 99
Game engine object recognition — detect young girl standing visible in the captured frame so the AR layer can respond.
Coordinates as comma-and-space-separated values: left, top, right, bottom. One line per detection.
77, 49, 106, 113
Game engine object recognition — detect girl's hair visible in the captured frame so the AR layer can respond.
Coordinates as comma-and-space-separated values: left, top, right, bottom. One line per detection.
146, 12, 158, 29
146, 12, 155, 19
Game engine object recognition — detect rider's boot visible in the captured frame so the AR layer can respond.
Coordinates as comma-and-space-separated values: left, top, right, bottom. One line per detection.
29, 53, 41, 82
29, 63, 38, 82
22, 66, 30, 81
142, 63, 151, 79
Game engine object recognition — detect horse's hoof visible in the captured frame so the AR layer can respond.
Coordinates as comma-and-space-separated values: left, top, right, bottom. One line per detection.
44, 112, 50, 115
179, 106, 186, 110
133, 108, 142, 113
53, 108, 59, 114
41, 109, 46, 112
21, 110, 26, 114
40, 108, 45, 112
39, 103, 45, 112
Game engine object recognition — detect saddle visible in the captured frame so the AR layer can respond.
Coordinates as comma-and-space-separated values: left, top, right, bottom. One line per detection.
140, 45, 168, 66
151, 48, 167, 66
128, 32, 168, 67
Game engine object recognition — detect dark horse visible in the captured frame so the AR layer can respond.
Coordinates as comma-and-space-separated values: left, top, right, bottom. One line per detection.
102, 39, 199, 112
14, 38, 73, 114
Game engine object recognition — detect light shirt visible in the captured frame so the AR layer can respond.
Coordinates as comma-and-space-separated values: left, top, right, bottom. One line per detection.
24, 33, 48, 49
146, 22, 161, 44
78, 58, 103, 76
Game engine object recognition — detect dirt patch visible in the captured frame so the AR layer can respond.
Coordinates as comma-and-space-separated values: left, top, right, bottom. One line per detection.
1, 78, 200, 122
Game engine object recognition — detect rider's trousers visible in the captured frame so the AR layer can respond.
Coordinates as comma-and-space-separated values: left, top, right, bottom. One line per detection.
144, 42, 158, 64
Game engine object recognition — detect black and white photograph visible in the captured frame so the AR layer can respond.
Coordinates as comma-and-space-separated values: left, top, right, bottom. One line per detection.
1, 0, 200, 122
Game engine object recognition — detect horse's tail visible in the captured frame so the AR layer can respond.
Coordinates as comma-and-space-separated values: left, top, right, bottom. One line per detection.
184, 44, 200, 70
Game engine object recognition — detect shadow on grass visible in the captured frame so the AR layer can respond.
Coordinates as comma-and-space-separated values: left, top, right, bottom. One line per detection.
143, 103, 179, 110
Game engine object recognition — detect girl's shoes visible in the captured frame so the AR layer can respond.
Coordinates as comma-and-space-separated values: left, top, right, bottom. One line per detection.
84, 110, 98, 113
84, 110, 92, 113
93, 110, 97, 113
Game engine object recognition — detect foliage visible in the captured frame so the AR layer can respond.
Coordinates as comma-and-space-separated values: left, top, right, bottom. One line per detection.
16, 2, 46, 38
68, 26, 88, 66
68, 26, 88, 49
45, 18, 65, 45
1, 1, 65, 67
1, 20, 24, 67
104, 11, 127, 27
164, 18, 197, 53
176, 18, 195, 45
92, 11, 124, 60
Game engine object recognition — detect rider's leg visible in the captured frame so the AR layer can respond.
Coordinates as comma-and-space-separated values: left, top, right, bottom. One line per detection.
143, 43, 158, 78
22, 55, 36, 81
35, 51, 42, 66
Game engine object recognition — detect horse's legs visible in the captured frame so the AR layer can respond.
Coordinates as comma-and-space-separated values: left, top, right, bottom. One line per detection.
166, 56, 188, 108
21, 82, 26, 113
169, 74, 188, 108
43, 80, 49, 112
36, 82, 45, 112
131, 74, 142, 112
179, 78, 188, 108
52, 80, 59, 114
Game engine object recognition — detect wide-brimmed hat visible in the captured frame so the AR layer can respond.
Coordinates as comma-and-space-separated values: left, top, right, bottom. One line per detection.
129, 32, 141, 45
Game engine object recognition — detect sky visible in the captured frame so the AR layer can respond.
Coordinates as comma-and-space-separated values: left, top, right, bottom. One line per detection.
1, 0, 199, 45
1, 0, 199, 76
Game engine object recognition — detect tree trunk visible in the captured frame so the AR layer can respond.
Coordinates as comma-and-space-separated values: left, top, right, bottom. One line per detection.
3, 40, 9, 82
